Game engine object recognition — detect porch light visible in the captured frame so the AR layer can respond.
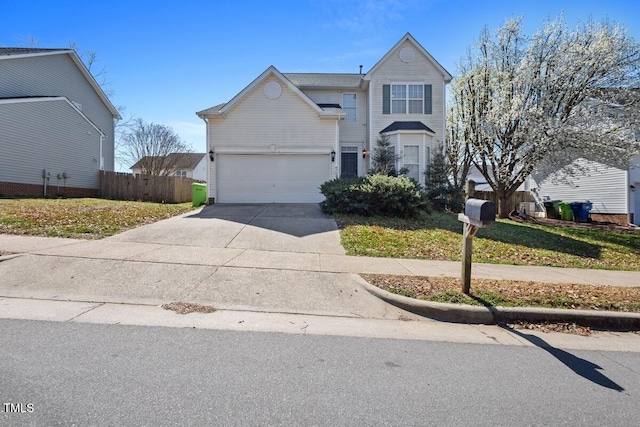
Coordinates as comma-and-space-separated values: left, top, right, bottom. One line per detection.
208, 149, 215, 162
331, 149, 336, 162
362, 149, 369, 159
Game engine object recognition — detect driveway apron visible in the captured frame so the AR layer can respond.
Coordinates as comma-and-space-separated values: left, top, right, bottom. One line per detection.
0, 204, 409, 320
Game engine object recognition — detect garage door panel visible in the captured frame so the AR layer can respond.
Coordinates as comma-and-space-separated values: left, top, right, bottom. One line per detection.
217, 154, 330, 203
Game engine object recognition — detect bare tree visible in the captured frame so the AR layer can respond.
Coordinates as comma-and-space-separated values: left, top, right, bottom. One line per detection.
120, 119, 192, 175
449, 16, 640, 217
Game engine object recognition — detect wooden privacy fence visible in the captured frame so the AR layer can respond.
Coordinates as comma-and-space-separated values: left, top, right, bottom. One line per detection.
471, 190, 534, 209
100, 171, 195, 203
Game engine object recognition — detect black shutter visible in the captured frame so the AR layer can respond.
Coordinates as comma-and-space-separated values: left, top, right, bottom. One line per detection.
383, 84, 390, 114
424, 84, 432, 114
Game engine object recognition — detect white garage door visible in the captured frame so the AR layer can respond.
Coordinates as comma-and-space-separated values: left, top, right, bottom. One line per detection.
217, 154, 331, 203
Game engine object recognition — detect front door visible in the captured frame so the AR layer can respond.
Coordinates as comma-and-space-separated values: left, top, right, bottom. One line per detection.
341, 152, 358, 178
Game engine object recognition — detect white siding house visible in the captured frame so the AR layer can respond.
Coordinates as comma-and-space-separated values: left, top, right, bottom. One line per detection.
0, 48, 120, 197
197, 33, 451, 203
533, 156, 640, 226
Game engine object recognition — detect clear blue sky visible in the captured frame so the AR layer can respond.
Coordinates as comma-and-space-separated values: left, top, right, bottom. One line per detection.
2, 0, 638, 170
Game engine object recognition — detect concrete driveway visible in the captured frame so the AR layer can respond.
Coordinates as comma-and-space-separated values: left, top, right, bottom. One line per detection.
0, 203, 416, 320
106, 203, 346, 255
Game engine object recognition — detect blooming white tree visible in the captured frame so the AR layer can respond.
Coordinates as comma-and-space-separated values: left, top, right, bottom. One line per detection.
448, 16, 640, 217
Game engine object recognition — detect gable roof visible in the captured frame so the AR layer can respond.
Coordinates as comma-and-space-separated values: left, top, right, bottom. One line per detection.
0, 48, 121, 120
130, 153, 206, 170
196, 66, 345, 120
380, 121, 435, 134
363, 33, 452, 83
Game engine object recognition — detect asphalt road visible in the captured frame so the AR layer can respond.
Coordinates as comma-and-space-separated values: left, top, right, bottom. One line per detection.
1, 319, 639, 426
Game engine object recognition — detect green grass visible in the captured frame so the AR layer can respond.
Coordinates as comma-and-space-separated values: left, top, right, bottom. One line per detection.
365, 274, 640, 312
0, 198, 196, 239
387, 287, 640, 311
337, 211, 640, 271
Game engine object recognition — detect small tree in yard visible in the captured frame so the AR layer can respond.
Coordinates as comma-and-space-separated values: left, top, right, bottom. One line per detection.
425, 143, 462, 211
370, 134, 401, 176
120, 119, 192, 176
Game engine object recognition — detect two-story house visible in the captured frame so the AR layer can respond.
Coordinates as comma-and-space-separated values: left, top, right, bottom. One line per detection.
196, 33, 451, 203
0, 48, 120, 197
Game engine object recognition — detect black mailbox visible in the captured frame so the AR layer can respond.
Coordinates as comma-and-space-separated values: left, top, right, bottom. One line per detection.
464, 199, 496, 222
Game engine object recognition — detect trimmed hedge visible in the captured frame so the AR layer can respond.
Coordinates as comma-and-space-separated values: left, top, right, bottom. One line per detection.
320, 174, 430, 218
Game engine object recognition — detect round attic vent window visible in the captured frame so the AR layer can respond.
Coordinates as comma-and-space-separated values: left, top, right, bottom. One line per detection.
399, 47, 415, 63
264, 81, 282, 99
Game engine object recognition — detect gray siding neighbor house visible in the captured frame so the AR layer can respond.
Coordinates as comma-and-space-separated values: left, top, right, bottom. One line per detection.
0, 48, 120, 197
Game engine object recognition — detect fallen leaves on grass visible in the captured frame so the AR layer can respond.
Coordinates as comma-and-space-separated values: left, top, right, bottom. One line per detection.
362, 274, 640, 313
0, 198, 195, 239
161, 302, 216, 315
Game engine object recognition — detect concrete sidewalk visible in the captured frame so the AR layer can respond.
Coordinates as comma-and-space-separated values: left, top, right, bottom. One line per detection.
1, 233, 640, 351
1, 234, 638, 287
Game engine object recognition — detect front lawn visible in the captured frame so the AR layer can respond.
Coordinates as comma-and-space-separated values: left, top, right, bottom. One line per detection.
0, 198, 195, 239
337, 211, 640, 271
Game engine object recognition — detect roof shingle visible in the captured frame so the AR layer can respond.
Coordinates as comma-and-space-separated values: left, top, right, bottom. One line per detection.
380, 121, 435, 133
283, 73, 364, 88
0, 47, 68, 56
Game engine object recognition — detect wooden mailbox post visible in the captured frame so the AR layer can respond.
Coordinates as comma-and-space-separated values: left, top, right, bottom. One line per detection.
458, 199, 496, 294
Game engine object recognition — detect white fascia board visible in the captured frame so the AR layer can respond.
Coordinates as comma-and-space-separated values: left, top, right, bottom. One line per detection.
196, 104, 226, 119
0, 49, 74, 61
319, 112, 346, 120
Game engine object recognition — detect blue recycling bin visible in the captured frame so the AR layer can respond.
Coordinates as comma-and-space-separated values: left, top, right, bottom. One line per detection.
569, 202, 592, 223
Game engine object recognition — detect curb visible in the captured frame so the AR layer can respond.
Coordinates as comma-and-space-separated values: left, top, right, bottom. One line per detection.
357, 276, 640, 330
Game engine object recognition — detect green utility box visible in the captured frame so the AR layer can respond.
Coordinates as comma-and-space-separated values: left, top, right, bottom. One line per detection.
191, 183, 207, 207
558, 202, 573, 221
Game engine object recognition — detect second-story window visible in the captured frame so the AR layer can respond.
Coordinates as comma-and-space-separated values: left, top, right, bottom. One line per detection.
383, 84, 432, 115
392, 84, 423, 114
342, 93, 356, 121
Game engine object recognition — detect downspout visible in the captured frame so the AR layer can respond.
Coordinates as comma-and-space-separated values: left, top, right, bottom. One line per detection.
335, 119, 339, 179
99, 134, 105, 170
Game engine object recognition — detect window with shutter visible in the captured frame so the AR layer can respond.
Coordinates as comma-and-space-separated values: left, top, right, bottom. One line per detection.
424, 84, 432, 114
384, 83, 432, 115
383, 85, 390, 114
